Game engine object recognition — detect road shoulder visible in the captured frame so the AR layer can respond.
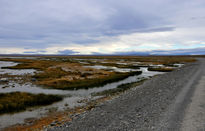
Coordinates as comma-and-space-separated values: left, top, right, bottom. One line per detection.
181, 75, 205, 131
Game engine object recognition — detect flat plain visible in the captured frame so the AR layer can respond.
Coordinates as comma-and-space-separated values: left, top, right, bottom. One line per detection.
0, 55, 203, 131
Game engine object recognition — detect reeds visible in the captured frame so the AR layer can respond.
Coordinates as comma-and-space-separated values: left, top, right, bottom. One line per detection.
0, 92, 62, 114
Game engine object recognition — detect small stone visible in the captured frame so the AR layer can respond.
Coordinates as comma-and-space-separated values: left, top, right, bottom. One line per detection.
31, 78, 37, 82
28, 109, 33, 111
119, 115, 123, 120
130, 119, 135, 123
50, 122, 56, 126
2, 86, 9, 89
57, 121, 61, 125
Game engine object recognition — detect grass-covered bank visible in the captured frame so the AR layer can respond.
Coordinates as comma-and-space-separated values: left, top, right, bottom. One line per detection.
148, 67, 174, 72
92, 79, 146, 96
37, 71, 142, 90
0, 92, 62, 114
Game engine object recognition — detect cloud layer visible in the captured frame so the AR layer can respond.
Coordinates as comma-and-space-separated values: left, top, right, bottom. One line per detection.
113, 47, 205, 56
0, 0, 205, 54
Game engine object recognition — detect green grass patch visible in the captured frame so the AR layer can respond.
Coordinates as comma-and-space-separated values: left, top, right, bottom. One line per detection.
0, 92, 62, 114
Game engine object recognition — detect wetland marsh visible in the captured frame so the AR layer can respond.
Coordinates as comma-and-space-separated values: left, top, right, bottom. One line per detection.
0, 56, 195, 130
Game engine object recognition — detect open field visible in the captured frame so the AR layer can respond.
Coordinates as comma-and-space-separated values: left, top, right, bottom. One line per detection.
0, 55, 198, 130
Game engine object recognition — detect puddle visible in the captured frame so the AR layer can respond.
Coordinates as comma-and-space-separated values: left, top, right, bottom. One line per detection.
0, 96, 86, 129
116, 62, 128, 65
0, 61, 36, 75
84, 65, 139, 72
173, 63, 184, 67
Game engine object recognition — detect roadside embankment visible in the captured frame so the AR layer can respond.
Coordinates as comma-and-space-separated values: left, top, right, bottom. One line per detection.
48, 59, 204, 131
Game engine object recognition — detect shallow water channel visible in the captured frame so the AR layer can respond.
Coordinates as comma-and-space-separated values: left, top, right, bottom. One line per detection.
0, 60, 166, 129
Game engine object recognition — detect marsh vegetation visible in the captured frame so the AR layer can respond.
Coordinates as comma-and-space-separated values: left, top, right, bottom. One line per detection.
0, 56, 195, 91
35, 70, 142, 90
0, 55, 196, 129
0, 92, 62, 114
148, 67, 174, 72
92, 79, 146, 96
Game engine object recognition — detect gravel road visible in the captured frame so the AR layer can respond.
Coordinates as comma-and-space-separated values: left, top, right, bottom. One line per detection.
47, 58, 205, 131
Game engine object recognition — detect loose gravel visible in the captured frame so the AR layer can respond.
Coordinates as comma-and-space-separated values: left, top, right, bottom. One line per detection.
47, 59, 204, 131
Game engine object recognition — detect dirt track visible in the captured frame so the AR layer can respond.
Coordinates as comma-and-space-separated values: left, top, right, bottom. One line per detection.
48, 58, 205, 131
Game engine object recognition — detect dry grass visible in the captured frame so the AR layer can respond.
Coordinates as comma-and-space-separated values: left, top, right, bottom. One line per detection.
0, 57, 143, 90
36, 71, 142, 90
0, 56, 196, 90
54, 55, 196, 64
0, 56, 196, 69
0, 58, 58, 70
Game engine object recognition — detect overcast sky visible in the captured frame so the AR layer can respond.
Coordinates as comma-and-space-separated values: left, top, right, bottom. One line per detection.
0, 0, 205, 54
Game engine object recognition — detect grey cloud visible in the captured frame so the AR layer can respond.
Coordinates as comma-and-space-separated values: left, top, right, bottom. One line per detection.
150, 48, 205, 55
113, 47, 205, 56
23, 50, 47, 54
58, 49, 79, 55
23, 51, 39, 54
71, 39, 100, 44
0, 0, 204, 53
91, 52, 104, 55
0, 0, 172, 48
